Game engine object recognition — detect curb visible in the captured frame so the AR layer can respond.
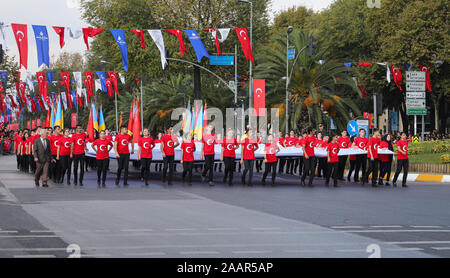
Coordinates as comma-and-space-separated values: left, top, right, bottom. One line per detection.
345, 170, 450, 184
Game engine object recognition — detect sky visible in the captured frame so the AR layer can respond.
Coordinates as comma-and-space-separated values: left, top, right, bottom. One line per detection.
1, 0, 334, 73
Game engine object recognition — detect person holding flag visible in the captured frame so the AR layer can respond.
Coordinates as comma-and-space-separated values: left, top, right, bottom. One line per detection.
352, 129, 368, 182
71, 124, 87, 186
137, 128, 155, 186
114, 125, 134, 186
201, 124, 215, 186
161, 126, 179, 185
56, 128, 72, 185
362, 129, 381, 187
92, 130, 113, 187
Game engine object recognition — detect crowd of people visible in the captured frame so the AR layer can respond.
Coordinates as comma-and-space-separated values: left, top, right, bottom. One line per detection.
6, 123, 413, 189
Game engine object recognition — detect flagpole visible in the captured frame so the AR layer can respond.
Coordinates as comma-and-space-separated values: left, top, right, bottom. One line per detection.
140, 78, 143, 130
115, 91, 118, 132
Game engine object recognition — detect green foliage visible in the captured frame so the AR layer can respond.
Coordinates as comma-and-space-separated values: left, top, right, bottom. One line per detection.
441, 154, 450, 164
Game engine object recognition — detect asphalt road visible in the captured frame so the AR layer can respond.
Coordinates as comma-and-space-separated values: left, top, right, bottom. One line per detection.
0, 155, 449, 258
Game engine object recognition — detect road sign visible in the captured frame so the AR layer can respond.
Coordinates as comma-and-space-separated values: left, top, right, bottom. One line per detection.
407, 108, 427, 115
412, 136, 419, 143
228, 81, 235, 89
391, 111, 398, 131
287, 48, 295, 60
406, 92, 426, 98
406, 71, 426, 82
347, 120, 358, 136
209, 56, 234, 66
406, 98, 426, 108
406, 81, 426, 91
356, 120, 369, 138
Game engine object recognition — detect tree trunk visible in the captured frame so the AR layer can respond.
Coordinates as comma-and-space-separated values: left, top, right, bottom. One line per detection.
433, 99, 440, 131
193, 66, 201, 100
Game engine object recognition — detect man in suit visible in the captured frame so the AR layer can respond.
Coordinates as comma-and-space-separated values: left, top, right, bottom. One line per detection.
33, 129, 55, 187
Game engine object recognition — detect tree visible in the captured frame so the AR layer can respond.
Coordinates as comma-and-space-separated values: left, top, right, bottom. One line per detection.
271, 6, 314, 34
51, 52, 87, 71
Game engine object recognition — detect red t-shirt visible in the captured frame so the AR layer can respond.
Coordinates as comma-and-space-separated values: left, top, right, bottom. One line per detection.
3, 139, 11, 151
58, 137, 72, 156
181, 141, 196, 161
303, 135, 316, 157
71, 133, 87, 155
139, 137, 155, 159
202, 133, 216, 155
14, 135, 21, 150
378, 141, 390, 162
276, 137, 285, 146
367, 137, 380, 159
115, 134, 132, 154
315, 139, 324, 148
337, 137, 350, 149
26, 138, 33, 154
264, 143, 278, 163
93, 139, 112, 160
49, 134, 63, 155
396, 140, 408, 160
284, 136, 298, 147
354, 136, 369, 150
161, 134, 178, 156
327, 142, 339, 163
349, 155, 356, 161
222, 138, 237, 157
105, 135, 113, 142
154, 139, 162, 144
242, 138, 258, 160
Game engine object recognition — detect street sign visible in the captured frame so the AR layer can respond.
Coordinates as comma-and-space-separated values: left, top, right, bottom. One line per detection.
228, 81, 235, 89
391, 111, 398, 131
347, 120, 358, 136
406, 71, 426, 82
287, 48, 295, 60
406, 92, 426, 99
406, 81, 426, 91
357, 120, 369, 138
209, 56, 234, 66
406, 98, 426, 108
407, 108, 427, 115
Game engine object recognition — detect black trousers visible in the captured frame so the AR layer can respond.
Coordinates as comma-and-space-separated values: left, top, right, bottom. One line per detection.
278, 158, 286, 173
72, 154, 85, 184
393, 159, 409, 185
141, 158, 152, 182
354, 154, 367, 182
97, 158, 109, 183
29, 154, 36, 173
256, 159, 263, 172
298, 157, 304, 176
379, 161, 392, 182
162, 155, 174, 183
347, 159, 356, 180
363, 158, 379, 185
50, 154, 60, 181
117, 153, 130, 183
262, 161, 277, 183
223, 157, 235, 184
242, 159, 254, 185
318, 157, 327, 177
286, 158, 296, 174
301, 156, 316, 185
326, 162, 339, 185
16, 153, 20, 169
337, 155, 348, 179
182, 161, 193, 183
59, 155, 72, 183
202, 154, 214, 182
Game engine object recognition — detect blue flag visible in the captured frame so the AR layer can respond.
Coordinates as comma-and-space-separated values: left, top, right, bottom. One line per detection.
71, 91, 77, 108
110, 29, 128, 72
184, 30, 210, 63
344, 62, 352, 67
46, 72, 53, 83
33, 94, 41, 112
0, 71, 7, 88
96, 71, 107, 92
32, 25, 50, 68
405, 62, 410, 71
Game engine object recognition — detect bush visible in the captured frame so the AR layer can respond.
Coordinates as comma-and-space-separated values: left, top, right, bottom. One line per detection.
432, 142, 450, 153
409, 147, 424, 155
441, 154, 450, 164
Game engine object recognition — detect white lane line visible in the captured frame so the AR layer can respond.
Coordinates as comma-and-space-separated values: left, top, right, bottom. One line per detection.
180, 251, 220, 255
166, 228, 196, 231
75, 230, 110, 233
251, 227, 281, 231
370, 225, 403, 228
410, 226, 442, 229
0, 230, 18, 233
121, 229, 154, 232
343, 229, 450, 233
14, 254, 56, 258
0, 235, 58, 238
330, 226, 363, 229
232, 250, 272, 254
336, 249, 365, 252
431, 247, 450, 250
388, 241, 450, 245
207, 228, 239, 231
125, 252, 166, 256
285, 250, 323, 253
30, 230, 62, 233
386, 248, 424, 251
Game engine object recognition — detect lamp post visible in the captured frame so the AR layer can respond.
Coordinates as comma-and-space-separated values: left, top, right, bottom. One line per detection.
286, 26, 293, 133
100, 60, 118, 132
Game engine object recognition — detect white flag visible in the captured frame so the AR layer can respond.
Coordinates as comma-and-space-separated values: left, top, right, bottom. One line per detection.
94, 79, 102, 92
148, 30, 167, 69
386, 65, 391, 83
82, 88, 88, 107
61, 92, 68, 110
41, 95, 48, 110
67, 27, 82, 39
217, 28, 231, 43
0, 22, 7, 52
25, 71, 34, 92
73, 72, 82, 96
118, 72, 125, 84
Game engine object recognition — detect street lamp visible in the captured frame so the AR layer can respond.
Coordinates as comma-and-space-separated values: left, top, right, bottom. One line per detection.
286, 26, 293, 132
100, 60, 119, 132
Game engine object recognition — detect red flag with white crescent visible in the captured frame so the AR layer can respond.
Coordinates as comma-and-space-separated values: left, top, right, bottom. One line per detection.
82, 28, 104, 51
235, 28, 254, 64
11, 24, 28, 69
52, 26, 65, 48
105, 78, 113, 98
419, 64, 432, 92
83, 72, 94, 98
60, 72, 70, 94
253, 79, 265, 116
108, 71, 119, 96
391, 66, 402, 91
130, 29, 145, 49
166, 29, 187, 58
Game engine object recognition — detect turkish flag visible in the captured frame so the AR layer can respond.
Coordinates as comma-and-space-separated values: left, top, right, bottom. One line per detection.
253, 79, 265, 116
358, 62, 372, 67
419, 64, 432, 92
36, 72, 46, 96
391, 66, 402, 91
60, 72, 70, 94
203, 29, 222, 55
108, 71, 119, 95
36, 118, 41, 127
130, 29, 145, 49
359, 85, 367, 98
71, 113, 77, 128
11, 24, 28, 69
82, 28, 104, 51
166, 29, 187, 57
105, 78, 113, 98
83, 72, 94, 98
52, 26, 65, 48
236, 28, 254, 64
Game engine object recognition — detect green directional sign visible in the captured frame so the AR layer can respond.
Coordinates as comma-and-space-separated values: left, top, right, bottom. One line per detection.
407, 108, 427, 115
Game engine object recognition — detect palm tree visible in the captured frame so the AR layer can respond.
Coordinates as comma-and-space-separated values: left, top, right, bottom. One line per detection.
255, 30, 362, 132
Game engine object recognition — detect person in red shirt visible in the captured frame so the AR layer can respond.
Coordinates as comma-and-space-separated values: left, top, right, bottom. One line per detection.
352, 128, 369, 182
105, 129, 113, 142
19, 132, 30, 172
346, 135, 356, 182
71, 124, 88, 186
160, 126, 179, 185
14, 130, 23, 170
262, 134, 280, 185
92, 130, 113, 187
393, 132, 409, 188
114, 126, 134, 186
49, 126, 63, 183
326, 133, 340, 187
276, 131, 286, 174
378, 134, 394, 186
57, 128, 73, 185
201, 124, 216, 186
255, 132, 265, 173
240, 128, 258, 186
138, 128, 155, 186
316, 132, 327, 178
153, 132, 163, 172
181, 132, 196, 185
221, 129, 239, 185
300, 127, 316, 186
28, 130, 37, 173
337, 130, 350, 180
284, 130, 298, 175
362, 129, 381, 187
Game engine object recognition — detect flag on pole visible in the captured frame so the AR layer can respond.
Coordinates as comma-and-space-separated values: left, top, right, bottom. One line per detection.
184, 30, 210, 63
11, 24, 28, 69
32, 25, 50, 68
82, 28, 104, 51
132, 97, 141, 143
235, 27, 254, 64
194, 104, 204, 140
127, 98, 134, 135
183, 101, 191, 134
98, 105, 106, 132
87, 103, 95, 142
166, 29, 186, 57
110, 29, 128, 72
203, 103, 208, 127
54, 94, 64, 129
92, 102, 98, 131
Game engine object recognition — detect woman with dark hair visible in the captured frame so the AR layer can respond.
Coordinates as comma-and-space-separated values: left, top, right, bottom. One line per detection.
57, 128, 73, 185
92, 131, 113, 187
337, 130, 350, 180
379, 134, 394, 186
138, 128, 155, 186
326, 133, 340, 187
392, 132, 409, 188
262, 134, 280, 185
20, 131, 30, 172
240, 128, 258, 186
347, 135, 357, 182
221, 129, 238, 186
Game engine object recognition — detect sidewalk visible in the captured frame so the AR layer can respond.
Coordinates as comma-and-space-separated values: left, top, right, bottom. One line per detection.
351, 170, 450, 184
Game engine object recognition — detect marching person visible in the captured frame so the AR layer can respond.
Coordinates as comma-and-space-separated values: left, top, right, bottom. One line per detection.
49, 126, 63, 183
221, 129, 238, 186
378, 134, 394, 186
154, 132, 163, 172
92, 130, 113, 187
57, 128, 73, 185
20, 131, 30, 172
137, 128, 155, 186
28, 130, 37, 173
71, 124, 87, 186
262, 134, 280, 186
347, 136, 356, 181
284, 130, 298, 175
326, 133, 340, 187
316, 132, 327, 178
255, 132, 265, 173
240, 128, 258, 186
362, 129, 381, 187
14, 130, 23, 170
161, 126, 179, 185
181, 132, 196, 185
299, 127, 316, 187
201, 124, 215, 186
33, 129, 55, 187
392, 132, 409, 188
114, 126, 134, 186
276, 131, 286, 173
352, 129, 369, 182
337, 130, 350, 180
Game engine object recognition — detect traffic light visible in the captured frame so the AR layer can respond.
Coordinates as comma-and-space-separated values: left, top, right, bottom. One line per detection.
307, 36, 318, 57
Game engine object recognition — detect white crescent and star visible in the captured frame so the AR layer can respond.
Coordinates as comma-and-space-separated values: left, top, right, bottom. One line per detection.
185, 146, 192, 153
64, 142, 70, 148
77, 139, 82, 146
16, 31, 24, 42
167, 141, 174, 148
309, 142, 314, 148
143, 142, 149, 149
332, 148, 338, 154
226, 144, 233, 151
359, 142, 364, 148
121, 139, 127, 146
246, 144, 253, 151
239, 30, 246, 39
206, 139, 213, 145
99, 144, 106, 151
402, 145, 407, 152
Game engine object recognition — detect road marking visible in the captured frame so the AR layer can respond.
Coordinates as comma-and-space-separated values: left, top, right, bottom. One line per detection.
343, 229, 450, 233
232, 250, 272, 254
410, 226, 442, 229
0, 235, 58, 238
370, 225, 403, 228
30, 230, 62, 233
121, 229, 154, 232
0, 230, 18, 233
251, 227, 281, 231
13, 254, 56, 258
206, 228, 239, 231
124, 252, 166, 256
285, 249, 323, 253
330, 226, 363, 229
81, 254, 113, 258
180, 251, 220, 255
388, 241, 450, 245
166, 228, 196, 231
336, 249, 365, 252
431, 247, 450, 250
386, 248, 424, 251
